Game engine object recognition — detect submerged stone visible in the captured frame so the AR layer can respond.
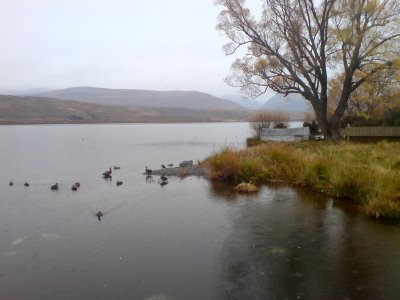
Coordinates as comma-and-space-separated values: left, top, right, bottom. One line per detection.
234, 182, 258, 193
270, 247, 287, 254
144, 295, 169, 300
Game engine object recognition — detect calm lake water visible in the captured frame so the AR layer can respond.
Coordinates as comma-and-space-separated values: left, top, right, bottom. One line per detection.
1, 123, 399, 300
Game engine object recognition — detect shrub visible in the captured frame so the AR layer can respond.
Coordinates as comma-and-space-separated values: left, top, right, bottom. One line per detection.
303, 121, 320, 135
249, 110, 289, 137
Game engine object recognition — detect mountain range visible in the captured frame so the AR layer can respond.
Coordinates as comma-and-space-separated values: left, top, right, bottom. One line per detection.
0, 87, 310, 124
34, 87, 242, 110
0, 94, 251, 124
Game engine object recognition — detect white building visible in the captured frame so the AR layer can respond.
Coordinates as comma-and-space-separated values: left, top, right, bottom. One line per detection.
261, 127, 310, 142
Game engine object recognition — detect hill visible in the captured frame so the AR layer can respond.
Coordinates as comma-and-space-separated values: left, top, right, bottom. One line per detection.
33, 87, 243, 110
260, 94, 310, 113
0, 95, 251, 124
222, 94, 263, 110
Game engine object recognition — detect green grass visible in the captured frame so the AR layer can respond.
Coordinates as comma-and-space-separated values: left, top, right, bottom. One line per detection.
204, 141, 400, 219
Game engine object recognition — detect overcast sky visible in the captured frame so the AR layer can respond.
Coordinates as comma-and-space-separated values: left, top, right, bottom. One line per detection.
0, 0, 271, 99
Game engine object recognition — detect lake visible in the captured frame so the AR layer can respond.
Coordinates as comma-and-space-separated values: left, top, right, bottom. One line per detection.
1, 123, 399, 300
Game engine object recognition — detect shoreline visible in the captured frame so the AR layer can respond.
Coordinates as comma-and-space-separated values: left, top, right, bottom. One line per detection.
0, 120, 249, 126
205, 141, 400, 219
145, 164, 209, 178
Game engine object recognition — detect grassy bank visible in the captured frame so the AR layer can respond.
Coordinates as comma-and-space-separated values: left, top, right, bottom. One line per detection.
205, 141, 400, 219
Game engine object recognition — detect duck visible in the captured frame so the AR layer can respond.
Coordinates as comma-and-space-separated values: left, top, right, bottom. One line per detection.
24, 182, 29, 187
71, 185, 78, 191
51, 183, 58, 190
9, 180, 14, 186
160, 174, 168, 181
102, 167, 112, 178
95, 211, 104, 221
116, 180, 123, 186
145, 166, 152, 175
161, 164, 166, 169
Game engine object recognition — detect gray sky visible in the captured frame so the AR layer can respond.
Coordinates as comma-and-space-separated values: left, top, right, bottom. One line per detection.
0, 0, 269, 99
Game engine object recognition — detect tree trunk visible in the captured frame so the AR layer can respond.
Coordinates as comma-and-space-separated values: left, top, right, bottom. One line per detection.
328, 122, 342, 141
310, 95, 341, 141
324, 80, 352, 141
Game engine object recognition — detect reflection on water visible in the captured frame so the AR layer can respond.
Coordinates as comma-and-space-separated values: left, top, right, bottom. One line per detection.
215, 186, 400, 300
0, 123, 399, 299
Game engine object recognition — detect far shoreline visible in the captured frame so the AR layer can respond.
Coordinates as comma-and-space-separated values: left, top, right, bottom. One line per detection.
0, 120, 252, 126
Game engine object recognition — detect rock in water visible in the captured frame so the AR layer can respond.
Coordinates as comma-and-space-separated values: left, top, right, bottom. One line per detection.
179, 160, 193, 167
234, 182, 258, 193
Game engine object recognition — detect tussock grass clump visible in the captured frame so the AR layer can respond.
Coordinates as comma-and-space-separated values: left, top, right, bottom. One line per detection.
392, 160, 400, 170
302, 158, 332, 192
329, 165, 374, 202
363, 188, 400, 219
235, 182, 258, 193
254, 143, 307, 182
207, 148, 241, 181
206, 148, 264, 182
238, 159, 262, 182
363, 173, 400, 218
205, 141, 400, 219
246, 137, 261, 147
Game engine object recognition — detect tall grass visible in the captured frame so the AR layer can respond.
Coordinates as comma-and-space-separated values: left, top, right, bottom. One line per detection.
205, 141, 400, 219
206, 148, 263, 182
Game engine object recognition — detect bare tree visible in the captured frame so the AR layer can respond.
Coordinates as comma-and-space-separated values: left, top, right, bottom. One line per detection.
249, 110, 288, 137
215, 0, 400, 140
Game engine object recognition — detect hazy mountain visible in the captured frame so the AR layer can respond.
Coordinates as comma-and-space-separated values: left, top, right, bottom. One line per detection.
0, 88, 53, 96
260, 94, 310, 112
0, 95, 251, 124
19, 88, 54, 95
222, 94, 263, 110
33, 86, 244, 110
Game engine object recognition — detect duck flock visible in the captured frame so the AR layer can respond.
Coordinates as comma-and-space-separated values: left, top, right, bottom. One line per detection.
7, 165, 172, 221
144, 165, 169, 186
8, 164, 172, 190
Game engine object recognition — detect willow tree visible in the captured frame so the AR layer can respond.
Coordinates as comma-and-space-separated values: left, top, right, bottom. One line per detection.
329, 68, 400, 123
215, 0, 400, 140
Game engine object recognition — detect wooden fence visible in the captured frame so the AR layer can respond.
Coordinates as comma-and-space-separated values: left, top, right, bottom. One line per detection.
341, 127, 400, 137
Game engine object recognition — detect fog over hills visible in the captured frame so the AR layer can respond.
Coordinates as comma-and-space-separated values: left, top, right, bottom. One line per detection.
222, 94, 264, 110
260, 94, 310, 113
33, 87, 244, 110
223, 92, 311, 112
